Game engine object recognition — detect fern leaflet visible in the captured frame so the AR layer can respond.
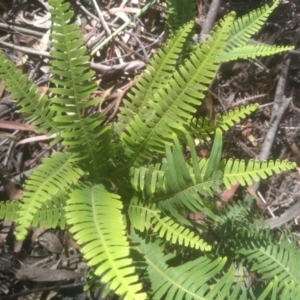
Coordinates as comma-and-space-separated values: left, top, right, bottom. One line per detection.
65, 183, 146, 300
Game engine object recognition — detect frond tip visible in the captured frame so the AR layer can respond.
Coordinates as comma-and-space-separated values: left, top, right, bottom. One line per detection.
223, 159, 296, 189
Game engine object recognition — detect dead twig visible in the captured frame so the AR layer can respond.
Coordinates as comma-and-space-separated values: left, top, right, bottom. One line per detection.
200, 0, 221, 39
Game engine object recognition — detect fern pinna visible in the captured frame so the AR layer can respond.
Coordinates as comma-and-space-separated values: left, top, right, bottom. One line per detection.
0, 0, 298, 299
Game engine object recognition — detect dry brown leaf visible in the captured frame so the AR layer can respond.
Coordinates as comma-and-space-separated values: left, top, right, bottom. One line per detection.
37, 232, 63, 254
241, 122, 253, 137
221, 183, 240, 202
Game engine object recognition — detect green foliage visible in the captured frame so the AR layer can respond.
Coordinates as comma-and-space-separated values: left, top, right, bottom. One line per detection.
223, 158, 296, 189
0, 0, 298, 299
65, 183, 144, 299
189, 103, 260, 141
224, 0, 280, 52
16, 152, 83, 238
165, 0, 196, 34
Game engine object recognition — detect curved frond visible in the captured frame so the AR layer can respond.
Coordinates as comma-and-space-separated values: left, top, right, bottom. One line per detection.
223, 158, 296, 189
0, 52, 60, 144
131, 230, 240, 299
16, 152, 83, 240
65, 183, 146, 300
120, 13, 235, 165
224, 0, 279, 51
189, 103, 259, 142
153, 215, 211, 251
128, 197, 211, 251
239, 235, 300, 293
215, 103, 259, 130
118, 21, 195, 131
49, 0, 112, 176
219, 44, 293, 62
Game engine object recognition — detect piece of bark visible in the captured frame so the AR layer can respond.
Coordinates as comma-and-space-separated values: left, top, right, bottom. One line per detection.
14, 266, 83, 282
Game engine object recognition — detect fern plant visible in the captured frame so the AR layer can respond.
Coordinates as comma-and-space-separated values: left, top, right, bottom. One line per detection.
0, 0, 298, 299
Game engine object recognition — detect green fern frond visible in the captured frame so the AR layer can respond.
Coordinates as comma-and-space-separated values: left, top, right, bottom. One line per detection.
16, 152, 83, 240
0, 53, 60, 144
128, 196, 157, 231
130, 129, 223, 204
189, 103, 259, 141
223, 158, 296, 189
256, 265, 300, 299
128, 197, 211, 251
218, 196, 254, 224
118, 21, 195, 131
31, 192, 67, 229
198, 128, 223, 181
280, 279, 300, 299
49, 0, 112, 176
219, 44, 293, 62
120, 13, 235, 165
131, 230, 239, 299
65, 183, 146, 300
165, 0, 196, 34
224, 0, 279, 52
156, 131, 223, 222
239, 236, 300, 292
0, 201, 20, 222
153, 215, 211, 251
130, 163, 165, 194
216, 103, 259, 130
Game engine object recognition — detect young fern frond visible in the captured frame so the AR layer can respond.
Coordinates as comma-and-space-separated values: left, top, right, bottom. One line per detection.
128, 132, 224, 227
224, 0, 279, 52
130, 163, 165, 194
130, 129, 222, 198
120, 13, 235, 165
128, 198, 210, 251
155, 131, 223, 222
223, 158, 296, 189
16, 152, 83, 239
189, 103, 259, 141
0, 53, 61, 144
65, 183, 146, 300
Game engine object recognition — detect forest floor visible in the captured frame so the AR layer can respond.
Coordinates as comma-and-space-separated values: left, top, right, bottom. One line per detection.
0, 0, 300, 299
